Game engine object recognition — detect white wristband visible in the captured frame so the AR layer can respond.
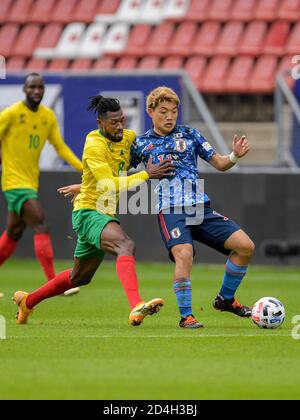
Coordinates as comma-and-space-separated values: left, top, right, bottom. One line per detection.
229, 152, 239, 164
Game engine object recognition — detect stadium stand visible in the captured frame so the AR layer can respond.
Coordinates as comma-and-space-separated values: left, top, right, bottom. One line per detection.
0, 0, 13, 24
262, 21, 290, 56
8, 0, 33, 24
163, 0, 190, 21
0, 23, 19, 58
138, 56, 160, 69
231, 0, 257, 21
225, 57, 255, 93
250, 55, 278, 93
34, 23, 63, 59
254, 0, 279, 21
26, 57, 47, 71
123, 24, 152, 57
286, 22, 300, 54
70, 58, 93, 70
115, 56, 137, 70
115, 0, 143, 24
239, 21, 268, 56
12, 24, 41, 58
207, 0, 233, 21
184, 56, 207, 90
215, 21, 244, 56
1, 0, 298, 121
30, 0, 56, 24
162, 56, 184, 70
192, 22, 221, 56
277, 0, 300, 21
146, 22, 175, 57
185, 0, 210, 22
50, 0, 77, 24
77, 22, 107, 58
72, 0, 100, 24
168, 22, 198, 57
54, 23, 86, 59
93, 56, 115, 70
6, 56, 25, 71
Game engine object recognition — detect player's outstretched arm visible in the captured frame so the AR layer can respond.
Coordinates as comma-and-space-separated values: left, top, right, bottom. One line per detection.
209, 135, 250, 172
57, 184, 81, 201
54, 142, 83, 173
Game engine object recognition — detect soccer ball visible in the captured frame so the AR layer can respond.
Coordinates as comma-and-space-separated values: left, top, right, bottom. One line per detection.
251, 297, 285, 329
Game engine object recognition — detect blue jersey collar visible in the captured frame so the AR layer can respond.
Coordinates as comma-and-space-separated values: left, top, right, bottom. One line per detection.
148, 126, 178, 138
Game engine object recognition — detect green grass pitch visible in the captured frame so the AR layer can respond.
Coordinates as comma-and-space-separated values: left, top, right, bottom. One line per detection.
0, 259, 300, 400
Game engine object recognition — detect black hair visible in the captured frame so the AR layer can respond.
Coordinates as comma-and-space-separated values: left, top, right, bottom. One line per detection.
24, 73, 43, 84
87, 95, 121, 117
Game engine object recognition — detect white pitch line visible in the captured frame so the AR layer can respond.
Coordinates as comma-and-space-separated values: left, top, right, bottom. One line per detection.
6, 334, 291, 339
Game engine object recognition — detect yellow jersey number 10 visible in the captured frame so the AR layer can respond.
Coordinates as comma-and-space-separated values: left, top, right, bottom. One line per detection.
29, 134, 40, 149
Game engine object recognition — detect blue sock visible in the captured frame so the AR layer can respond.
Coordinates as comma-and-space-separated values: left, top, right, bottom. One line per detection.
220, 259, 248, 300
173, 278, 192, 318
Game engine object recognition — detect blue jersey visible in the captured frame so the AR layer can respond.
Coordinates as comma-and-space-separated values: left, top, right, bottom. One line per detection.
130, 125, 216, 211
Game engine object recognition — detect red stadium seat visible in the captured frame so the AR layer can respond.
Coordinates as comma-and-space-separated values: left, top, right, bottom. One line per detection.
277, 0, 300, 21
12, 24, 41, 58
225, 57, 255, 92
0, 0, 13, 24
262, 22, 290, 56
239, 21, 267, 56
250, 56, 278, 93
192, 22, 221, 56
26, 57, 47, 70
115, 57, 138, 70
184, 56, 207, 90
200, 56, 231, 93
72, 0, 99, 23
146, 22, 175, 57
93, 57, 115, 70
277, 55, 296, 88
185, 0, 210, 22
7, 57, 25, 71
36, 23, 63, 49
254, 0, 279, 21
232, 0, 257, 21
138, 56, 160, 69
162, 56, 184, 69
47, 59, 70, 71
286, 22, 300, 54
215, 22, 244, 56
169, 22, 198, 57
30, 0, 56, 24
208, 0, 233, 21
124, 25, 152, 57
0, 24, 20, 58
70, 59, 93, 70
8, 0, 34, 24
96, 0, 120, 15
50, 0, 77, 24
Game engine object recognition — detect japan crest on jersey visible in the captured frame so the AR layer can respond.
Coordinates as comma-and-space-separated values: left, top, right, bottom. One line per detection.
175, 138, 187, 152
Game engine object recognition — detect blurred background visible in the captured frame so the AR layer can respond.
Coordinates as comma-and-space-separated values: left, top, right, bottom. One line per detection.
0, 0, 300, 265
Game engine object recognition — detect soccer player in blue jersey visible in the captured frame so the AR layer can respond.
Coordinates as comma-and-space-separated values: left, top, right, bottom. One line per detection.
130, 86, 254, 329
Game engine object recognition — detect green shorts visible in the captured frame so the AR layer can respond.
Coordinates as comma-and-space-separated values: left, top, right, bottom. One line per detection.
72, 209, 119, 260
3, 188, 39, 216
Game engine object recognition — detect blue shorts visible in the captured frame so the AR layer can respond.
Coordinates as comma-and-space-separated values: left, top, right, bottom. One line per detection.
157, 203, 240, 262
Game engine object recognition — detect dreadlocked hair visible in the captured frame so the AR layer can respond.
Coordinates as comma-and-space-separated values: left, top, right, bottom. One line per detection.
87, 95, 121, 117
